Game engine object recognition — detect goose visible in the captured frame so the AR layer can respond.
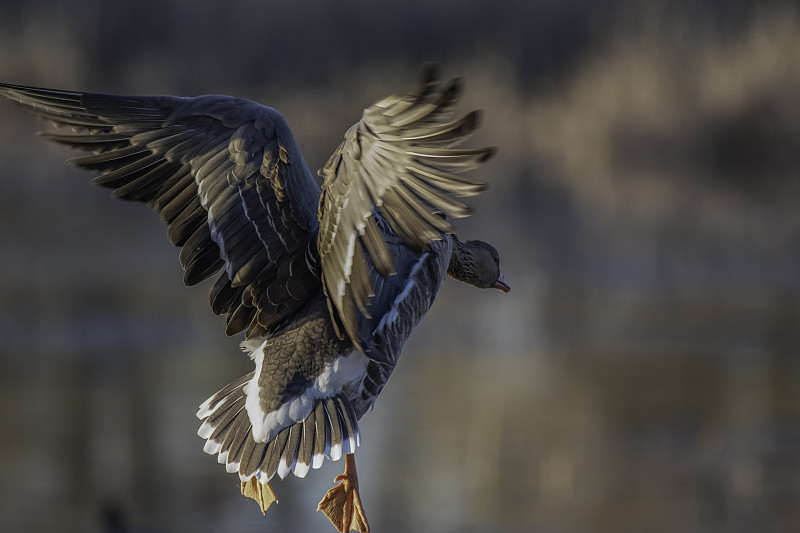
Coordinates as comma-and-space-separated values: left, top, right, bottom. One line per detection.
0, 65, 509, 533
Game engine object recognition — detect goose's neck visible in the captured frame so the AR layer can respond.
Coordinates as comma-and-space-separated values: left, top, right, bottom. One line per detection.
447, 235, 471, 282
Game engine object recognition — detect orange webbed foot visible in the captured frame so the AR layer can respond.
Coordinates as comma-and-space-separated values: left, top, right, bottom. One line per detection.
318, 453, 370, 533
241, 478, 278, 515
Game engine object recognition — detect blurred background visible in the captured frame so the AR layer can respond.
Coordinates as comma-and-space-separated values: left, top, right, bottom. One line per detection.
0, 0, 798, 532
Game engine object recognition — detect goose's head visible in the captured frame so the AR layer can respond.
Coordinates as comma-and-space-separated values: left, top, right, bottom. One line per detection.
448, 238, 510, 293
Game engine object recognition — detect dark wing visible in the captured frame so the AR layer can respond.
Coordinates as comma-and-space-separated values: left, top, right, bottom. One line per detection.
317, 64, 494, 350
0, 84, 322, 337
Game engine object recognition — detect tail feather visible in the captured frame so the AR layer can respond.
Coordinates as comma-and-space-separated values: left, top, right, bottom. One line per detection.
241, 440, 267, 479
277, 424, 302, 479
296, 414, 316, 477
324, 398, 344, 462
218, 411, 248, 465
225, 425, 251, 473
197, 371, 253, 417
312, 401, 329, 468
204, 396, 246, 445
197, 374, 360, 482
264, 427, 289, 479
336, 396, 360, 454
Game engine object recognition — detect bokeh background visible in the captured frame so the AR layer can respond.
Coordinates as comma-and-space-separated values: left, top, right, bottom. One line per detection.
1, 1, 799, 532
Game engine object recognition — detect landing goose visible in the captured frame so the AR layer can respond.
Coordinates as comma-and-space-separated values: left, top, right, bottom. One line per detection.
0, 65, 509, 533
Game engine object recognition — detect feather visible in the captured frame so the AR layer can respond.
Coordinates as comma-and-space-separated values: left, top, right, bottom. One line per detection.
236, 431, 257, 476
197, 371, 253, 416
68, 145, 153, 171
324, 397, 344, 461
265, 427, 290, 479
38, 131, 129, 152
148, 164, 193, 211
334, 396, 357, 455
278, 424, 301, 479
201, 398, 245, 445
111, 160, 181, 201
360, 215, 394, 276
225, 425, 251, 473
297, 412, 316, 476
201, 394, 246, 438
226, 300, 256, 335
167, 200, 206, 247
241, 439, 267, 479
313, 400, 329, 469
179, 225, 224, 286
217, 409, 248, 464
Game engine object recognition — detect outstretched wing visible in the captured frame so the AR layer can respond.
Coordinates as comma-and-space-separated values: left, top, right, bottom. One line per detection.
0, 84, 322, 337
317, 65, 494, 351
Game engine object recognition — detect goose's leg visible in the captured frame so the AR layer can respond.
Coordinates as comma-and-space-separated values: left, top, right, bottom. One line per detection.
241, 478, 278, 514
318, 453, 370, 533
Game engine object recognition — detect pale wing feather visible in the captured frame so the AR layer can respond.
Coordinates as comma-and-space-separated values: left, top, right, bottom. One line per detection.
317, 65, 494, 348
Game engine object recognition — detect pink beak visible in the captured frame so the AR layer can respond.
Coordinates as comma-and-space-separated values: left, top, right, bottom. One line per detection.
494, 273, 510, 293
